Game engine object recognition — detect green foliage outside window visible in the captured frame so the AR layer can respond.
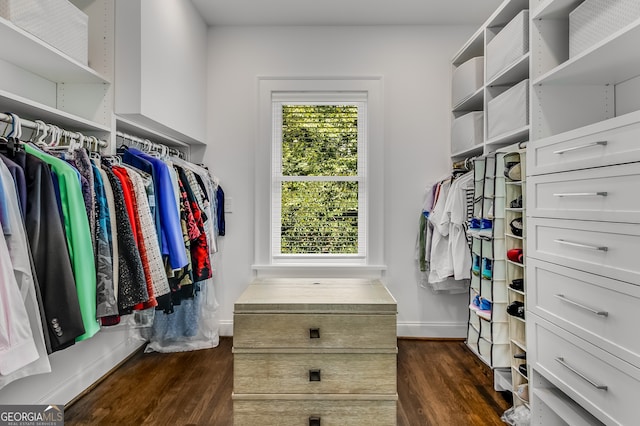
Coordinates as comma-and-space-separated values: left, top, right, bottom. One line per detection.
280, 105, 359, 254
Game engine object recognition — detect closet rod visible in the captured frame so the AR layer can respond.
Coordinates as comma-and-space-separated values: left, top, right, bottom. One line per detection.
0, 112, 108, 148
116, 130, 185, 159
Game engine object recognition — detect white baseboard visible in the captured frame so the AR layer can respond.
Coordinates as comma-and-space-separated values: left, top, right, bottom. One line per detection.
217, 319, 467, 339
396, 321, 467, 339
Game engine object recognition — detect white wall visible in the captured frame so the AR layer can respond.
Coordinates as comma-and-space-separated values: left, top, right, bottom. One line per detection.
204, 25, 476, 337
115, 0, 208, 143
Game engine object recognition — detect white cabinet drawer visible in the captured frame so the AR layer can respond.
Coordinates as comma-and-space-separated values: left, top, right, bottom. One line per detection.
233, 314, 397, 350
527, 217, 640, 285
528, 162, 640, 223
528, 258, 640, 367
233, 397, 397, 426
528, 316, 640, 426
234, 352, 397, 394
527, 113, 640, 175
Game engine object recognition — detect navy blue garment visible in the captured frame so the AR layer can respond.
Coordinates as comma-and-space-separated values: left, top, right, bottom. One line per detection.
0, 153, 27, 220
216, 185, 225, 236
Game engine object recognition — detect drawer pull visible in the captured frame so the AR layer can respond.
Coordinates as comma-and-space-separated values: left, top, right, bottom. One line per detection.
555, 357, 608, 391
554, 239, 608, 252
309, 416, 321, 426
309, 369, 321, 382
555, 294, 608, 317
553, 140, 607, 154
309, 328, 321, 339
553, 192, 608, 197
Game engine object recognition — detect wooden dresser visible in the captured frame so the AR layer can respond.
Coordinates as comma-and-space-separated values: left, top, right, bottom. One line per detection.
232, 278, 398, 426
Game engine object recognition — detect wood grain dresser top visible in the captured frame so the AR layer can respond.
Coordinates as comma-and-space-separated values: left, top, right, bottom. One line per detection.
234, 278, 397, 314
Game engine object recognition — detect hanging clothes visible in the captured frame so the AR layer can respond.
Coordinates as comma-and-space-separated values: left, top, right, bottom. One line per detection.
122, 147, 188, 270
0, 159, 51, 387
24, 143, 99, 341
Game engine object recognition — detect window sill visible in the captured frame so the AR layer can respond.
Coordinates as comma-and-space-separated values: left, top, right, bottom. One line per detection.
252, 264, 387, 279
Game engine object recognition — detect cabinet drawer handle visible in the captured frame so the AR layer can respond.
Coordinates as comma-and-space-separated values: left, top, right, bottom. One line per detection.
309, 416, 321, 426
554, 239, 608, 252
553, 192, 608, 197
553, 140, 607, 154
554, 294, 608, 317
309, 369, 321, 382
555, 357, 608, 391
309, 328, 320, 339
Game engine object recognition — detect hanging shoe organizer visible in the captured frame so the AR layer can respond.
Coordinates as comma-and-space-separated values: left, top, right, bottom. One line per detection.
466, 152, 510, 369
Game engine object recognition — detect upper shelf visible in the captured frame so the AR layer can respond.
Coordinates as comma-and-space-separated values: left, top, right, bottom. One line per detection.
0, 17, 109, 84
487, 53, 530, 87
487, 0, 529, 28
452, 87, 483, 112
532, 18, 640, 86
0, 89, 111, 133
532, 0, 583, 19
452, 27, 484, 66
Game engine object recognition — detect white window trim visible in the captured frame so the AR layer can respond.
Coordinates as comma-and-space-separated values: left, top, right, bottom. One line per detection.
272, 96, 367, 261
254, 77, 385, 277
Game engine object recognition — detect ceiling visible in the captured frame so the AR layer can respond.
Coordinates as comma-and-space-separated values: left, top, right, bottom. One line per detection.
190, 0, 503, 27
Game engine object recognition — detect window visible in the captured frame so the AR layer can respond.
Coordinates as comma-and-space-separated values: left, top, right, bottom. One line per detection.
272, 97, 367, 260
255, 78, 384, 273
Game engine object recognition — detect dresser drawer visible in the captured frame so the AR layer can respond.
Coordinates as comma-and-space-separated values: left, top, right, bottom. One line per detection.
233, 397, 397, 426
233, 314, 397, 350
528, 258, 640, 367
527, 217, 640, 285
528, 162, 640, 223
528, 316, 640, 426
528, 114, 640, 175
234, 352, 397, 394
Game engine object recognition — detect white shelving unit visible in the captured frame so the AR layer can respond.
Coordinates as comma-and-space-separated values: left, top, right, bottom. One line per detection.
527, 0, 640, 424
450, 0, 530, 162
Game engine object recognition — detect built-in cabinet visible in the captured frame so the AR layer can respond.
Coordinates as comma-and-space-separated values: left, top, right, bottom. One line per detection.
0, 0, 208, 405
454, 1, 640, 423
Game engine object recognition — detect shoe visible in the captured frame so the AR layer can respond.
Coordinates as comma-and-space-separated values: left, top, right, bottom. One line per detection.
510, 217, 523, 237
510, 195, 522, 209
478, 218, 493, 237
505, 162, 521, 181
481, 258, 493, 280
507, 248, 523, 263
469, 217, 480, 230
513, 353, 527, 360
509, 278, 524, 291
507, 301, 525, 319
516, 383, 529, 401
472, 254, 480, 276
518, 364, 528, 378
479, 297, 492, 311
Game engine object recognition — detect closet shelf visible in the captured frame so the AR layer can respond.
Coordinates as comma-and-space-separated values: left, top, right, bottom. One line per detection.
451, 143, 483, 159
486, 126, 529, 147
533, 388, 602, 425
0, 17, 109, 84
506, 259, 525, 268
532, 0, 585, 20
505, 233, 523, 240
116, 116, 192, 149
508, 287, 525, 297
511, 339, 527, 352
486, 53, 530, 88
452, 87, 483, 112
0, 89, 111, 133
532, 18, 640, 86
512, 365, 528, 381
452, 27, 484, 66
486, 0, 529, 28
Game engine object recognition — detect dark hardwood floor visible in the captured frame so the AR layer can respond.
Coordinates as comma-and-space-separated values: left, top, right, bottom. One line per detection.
64, 337, 510, 425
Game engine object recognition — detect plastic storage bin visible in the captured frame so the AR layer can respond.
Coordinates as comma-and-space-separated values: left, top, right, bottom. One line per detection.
452, 56, 484, 107
0, 0, 88, 65
486, 10, 529, 81
451, 111, 483, 154
487, 79, 529, 140
569, 0, 640, 58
